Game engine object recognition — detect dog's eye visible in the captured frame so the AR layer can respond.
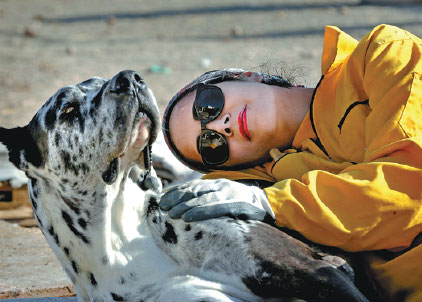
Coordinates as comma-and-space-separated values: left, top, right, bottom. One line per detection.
60, 104, 79, 121
65, 106, 74, 114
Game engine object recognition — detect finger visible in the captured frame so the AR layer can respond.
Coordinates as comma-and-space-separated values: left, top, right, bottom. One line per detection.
160, 187, 218, 210
159, 189, 196, 210
181, 202, 267, 222
181, 204, 229, 222
168, 202, 194, 219
269, 148, 283, 160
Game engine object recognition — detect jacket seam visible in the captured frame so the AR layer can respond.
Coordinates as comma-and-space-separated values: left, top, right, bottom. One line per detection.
270, 152, 291, 174
309, 75, 330, 159
337, 99, 369, 133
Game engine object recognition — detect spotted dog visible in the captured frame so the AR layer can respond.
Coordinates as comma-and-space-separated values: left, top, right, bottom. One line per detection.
0, 70, 369, 302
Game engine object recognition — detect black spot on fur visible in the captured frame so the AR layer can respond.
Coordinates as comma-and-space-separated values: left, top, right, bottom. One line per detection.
60, 150, 90, 176
162, 221, 177, 244
61, 210, 90, 244
146, 196, 159, 217
48, 225, 60, 245
194, 231, 203, 240
185, 224, 191, 231
71, 260, 79, 274
30, 196, 38, 211
152, 217, 157, 224
77, 114, 85, 134
54, 132, 61, 147
102, 256, 109, 265
78, 190, 88, 196
30, 178, 39, 198
56, 90, 68, 104
110, 292, 125, 301
119, 277, 126, 285
90, 83, 107, 115
61, 151, 72, 172
45, 108, 57, 130
67, 136, 74, 150
114, 110, 127, 131
78, 218, 87, 229
60, 193, 80, 215
64, 247, 70, 256
129, 272, 137, 280
98, 129, 104, 144
90, 273, 98, 286
79, 163, 90, 174
34, 212, 43, 228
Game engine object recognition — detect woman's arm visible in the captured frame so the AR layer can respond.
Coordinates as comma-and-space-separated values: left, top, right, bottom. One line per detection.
267, 24, 422, 252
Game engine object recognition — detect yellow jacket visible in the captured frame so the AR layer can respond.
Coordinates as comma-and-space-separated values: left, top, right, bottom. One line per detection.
204, 25, 422, 301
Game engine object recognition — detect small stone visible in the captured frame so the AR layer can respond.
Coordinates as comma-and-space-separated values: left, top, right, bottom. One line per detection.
23, 27, 36, 38
66, 44, 77, 55
230, 25, 244, 37
107, 16, 117, 26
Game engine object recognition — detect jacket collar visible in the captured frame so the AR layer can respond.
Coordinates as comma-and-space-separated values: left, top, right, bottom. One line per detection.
321, 26, 358, 74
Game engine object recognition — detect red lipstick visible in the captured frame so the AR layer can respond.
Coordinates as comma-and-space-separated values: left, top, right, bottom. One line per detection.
238, 106, 251, 141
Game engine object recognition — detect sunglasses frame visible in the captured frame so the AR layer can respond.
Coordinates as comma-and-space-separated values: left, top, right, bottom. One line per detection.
194, 83, 230, 167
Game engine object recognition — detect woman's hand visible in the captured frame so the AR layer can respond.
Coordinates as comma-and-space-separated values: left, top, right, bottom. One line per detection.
159, 178, 275, 224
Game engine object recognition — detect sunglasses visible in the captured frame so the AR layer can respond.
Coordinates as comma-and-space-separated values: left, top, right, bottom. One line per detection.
193, 83, 229, 167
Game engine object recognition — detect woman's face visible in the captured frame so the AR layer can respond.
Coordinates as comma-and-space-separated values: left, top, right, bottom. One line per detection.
169, 80, 296, 168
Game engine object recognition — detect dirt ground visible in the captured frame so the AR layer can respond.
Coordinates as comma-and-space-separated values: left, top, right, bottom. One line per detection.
1, 0, 422, 298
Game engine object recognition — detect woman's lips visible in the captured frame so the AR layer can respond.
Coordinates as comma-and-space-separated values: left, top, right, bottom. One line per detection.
238, 105, 251, 141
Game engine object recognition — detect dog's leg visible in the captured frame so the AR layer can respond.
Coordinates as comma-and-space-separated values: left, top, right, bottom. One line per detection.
242, 222, 369, 302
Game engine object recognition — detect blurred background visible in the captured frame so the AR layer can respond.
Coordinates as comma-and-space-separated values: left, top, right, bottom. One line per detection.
1, 0, 422, 299
1, 0, 422, 128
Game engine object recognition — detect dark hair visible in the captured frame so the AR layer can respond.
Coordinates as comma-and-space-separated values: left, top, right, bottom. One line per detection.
162, 68, 294, 172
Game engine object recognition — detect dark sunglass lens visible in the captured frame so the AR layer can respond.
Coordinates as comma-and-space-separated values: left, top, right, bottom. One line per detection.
196, 86, 224, 121
199, 131, 229, 165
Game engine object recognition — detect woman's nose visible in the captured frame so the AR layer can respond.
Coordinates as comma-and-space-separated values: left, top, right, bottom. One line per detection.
206, 113, 233, 137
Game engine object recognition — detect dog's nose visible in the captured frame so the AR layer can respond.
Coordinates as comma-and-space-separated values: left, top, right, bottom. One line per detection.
110, 70, 146, 94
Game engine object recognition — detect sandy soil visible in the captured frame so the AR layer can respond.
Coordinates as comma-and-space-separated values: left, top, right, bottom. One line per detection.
1, 0, 421, 129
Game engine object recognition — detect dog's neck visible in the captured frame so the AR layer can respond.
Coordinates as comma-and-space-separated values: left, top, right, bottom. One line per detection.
29, 168, 163, 296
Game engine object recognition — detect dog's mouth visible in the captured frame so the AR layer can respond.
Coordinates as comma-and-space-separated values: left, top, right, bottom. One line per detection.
102, 70, 160, 185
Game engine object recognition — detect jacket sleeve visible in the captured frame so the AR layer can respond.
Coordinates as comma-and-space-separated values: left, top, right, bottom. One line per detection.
265, 25, 422, 252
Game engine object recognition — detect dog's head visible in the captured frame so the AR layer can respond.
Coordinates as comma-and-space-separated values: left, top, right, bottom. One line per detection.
0, 70, 160, 187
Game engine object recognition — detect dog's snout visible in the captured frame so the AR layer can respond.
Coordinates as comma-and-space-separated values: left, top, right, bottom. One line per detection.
110, 70, 146, 94
133, 73, 145, 86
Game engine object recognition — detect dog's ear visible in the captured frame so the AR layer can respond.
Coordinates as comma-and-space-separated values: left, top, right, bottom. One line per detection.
0, 126, 43, 171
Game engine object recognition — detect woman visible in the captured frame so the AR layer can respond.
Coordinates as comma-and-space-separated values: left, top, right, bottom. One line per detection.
161, 24, 422, 301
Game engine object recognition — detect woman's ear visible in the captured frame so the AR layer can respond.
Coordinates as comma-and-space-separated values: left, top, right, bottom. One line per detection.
237, 71, 263, 83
